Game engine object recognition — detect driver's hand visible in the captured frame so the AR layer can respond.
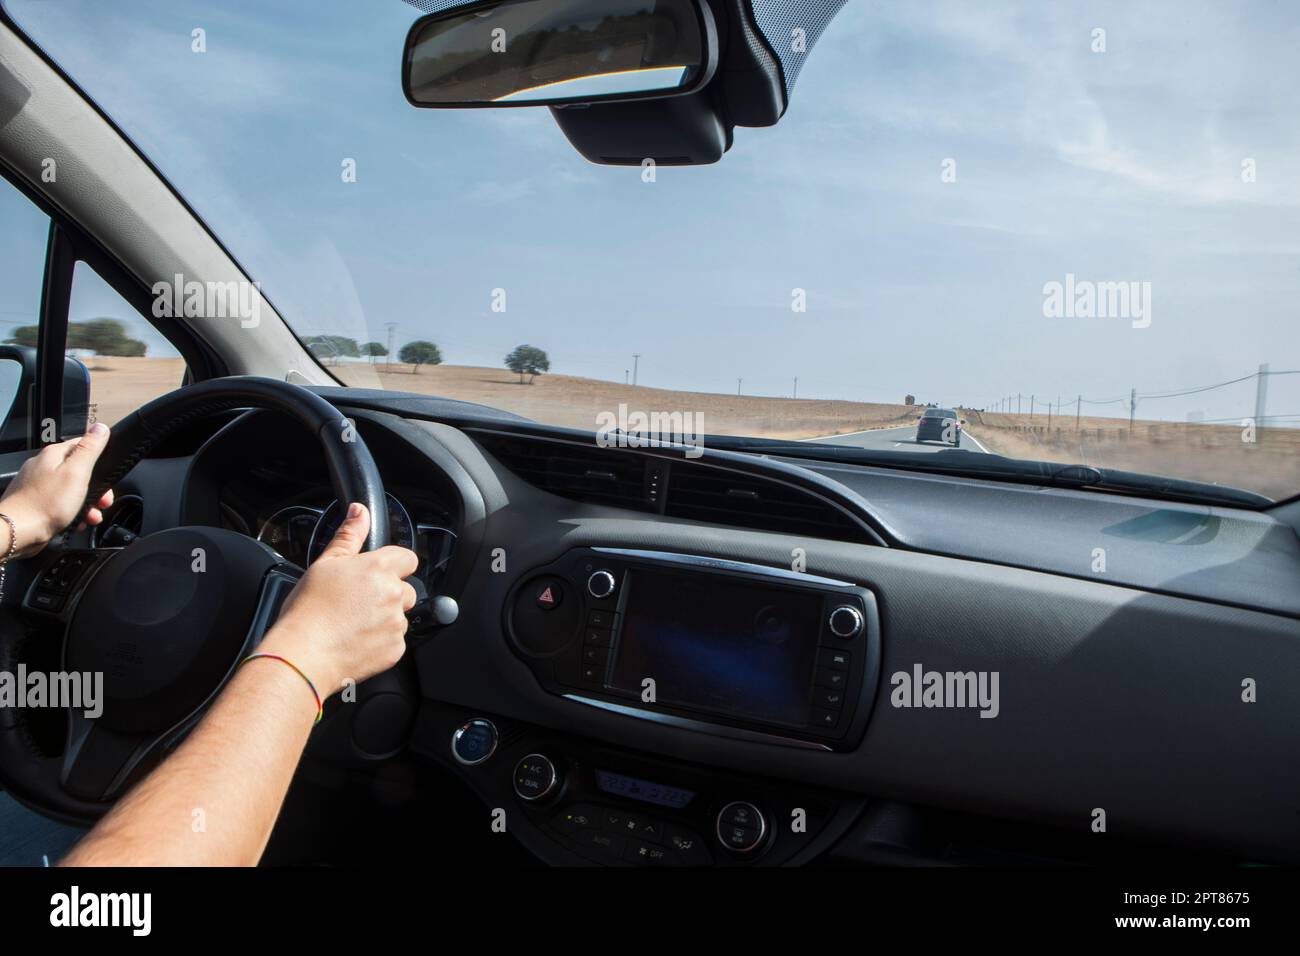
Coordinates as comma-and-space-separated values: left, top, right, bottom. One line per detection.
259, 503, 418, 698
0, 422, 116, 557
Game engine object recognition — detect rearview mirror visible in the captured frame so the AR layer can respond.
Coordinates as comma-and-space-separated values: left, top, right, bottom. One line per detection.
403, 0, 717, 108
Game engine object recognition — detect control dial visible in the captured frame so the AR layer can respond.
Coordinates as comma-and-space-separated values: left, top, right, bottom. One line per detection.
587, 570, 617, 600
450, 718, 498, 766
513, 753, 560, 802
716, 801, 767, 854
828, 605, 863, 639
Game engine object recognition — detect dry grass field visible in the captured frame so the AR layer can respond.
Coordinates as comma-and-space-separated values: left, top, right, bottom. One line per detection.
78, 357, 1298, 500
963, 411, 1300, 500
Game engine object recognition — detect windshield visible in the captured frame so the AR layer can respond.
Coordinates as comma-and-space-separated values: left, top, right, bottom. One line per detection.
8, 0, 1300, 501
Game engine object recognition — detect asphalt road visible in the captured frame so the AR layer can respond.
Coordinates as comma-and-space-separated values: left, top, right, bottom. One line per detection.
805, 423, 991, 454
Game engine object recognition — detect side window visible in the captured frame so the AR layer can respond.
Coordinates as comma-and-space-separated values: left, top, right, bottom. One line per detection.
69, 263, 183, 426
0, 179, 51, 450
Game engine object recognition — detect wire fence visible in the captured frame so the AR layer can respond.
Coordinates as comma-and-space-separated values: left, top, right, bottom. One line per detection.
984, 366, 1300, 428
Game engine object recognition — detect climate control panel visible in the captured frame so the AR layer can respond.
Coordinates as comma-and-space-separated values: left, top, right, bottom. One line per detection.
413, 701, 865, 867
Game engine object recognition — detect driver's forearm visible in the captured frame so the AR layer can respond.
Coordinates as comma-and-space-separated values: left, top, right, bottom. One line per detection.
60, 654, 319, 867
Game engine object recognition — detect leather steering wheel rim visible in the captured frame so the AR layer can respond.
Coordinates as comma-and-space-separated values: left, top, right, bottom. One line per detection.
85, 375, 389, 550
0, 376, 390, 824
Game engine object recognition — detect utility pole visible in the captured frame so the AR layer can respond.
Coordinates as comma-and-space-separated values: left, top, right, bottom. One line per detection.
624, 369, 629, 385
1129, 387, 1137, 430
1047, 398, 1052, 430
793, 377, 798, 399
737, 378, 742, 396
1075, 395, 1081, 430
1029, 394, 1034, 421
632, 354, 641, 387
1017, 393, 1021, 416
1255, 363, 1270, 435
384, 322, 397, 369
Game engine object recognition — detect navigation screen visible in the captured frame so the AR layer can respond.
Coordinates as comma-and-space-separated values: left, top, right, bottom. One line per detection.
609, 569, 821, 727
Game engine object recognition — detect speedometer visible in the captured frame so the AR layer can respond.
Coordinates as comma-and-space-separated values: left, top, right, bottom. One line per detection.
307, 494, 416, 564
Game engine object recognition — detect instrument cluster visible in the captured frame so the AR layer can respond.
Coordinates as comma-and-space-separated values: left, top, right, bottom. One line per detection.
253, 489, 457, 592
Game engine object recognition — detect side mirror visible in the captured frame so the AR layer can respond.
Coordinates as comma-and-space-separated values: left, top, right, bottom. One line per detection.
403, 0, 717, 108
0, 344, 92, 449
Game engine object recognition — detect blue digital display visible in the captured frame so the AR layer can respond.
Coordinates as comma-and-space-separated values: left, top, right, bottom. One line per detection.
595, 769, 696, 809
610, 569, 821, 727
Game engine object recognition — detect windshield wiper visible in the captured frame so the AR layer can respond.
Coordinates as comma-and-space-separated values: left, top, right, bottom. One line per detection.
705, 436, 1271, 509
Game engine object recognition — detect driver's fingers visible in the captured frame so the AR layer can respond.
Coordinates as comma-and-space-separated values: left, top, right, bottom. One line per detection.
400, 580, 418, 612
374, 545, 419, 578
62, 422, 111, 470
83, 507, 104, 526
319, 503, 369, 559
95, 488, 115, 512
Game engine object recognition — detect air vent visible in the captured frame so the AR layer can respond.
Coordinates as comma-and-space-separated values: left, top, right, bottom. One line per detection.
475, 434, 652, 511
665, 467, 871, 542
92, 494, 144, 546
474, 431, 874, 543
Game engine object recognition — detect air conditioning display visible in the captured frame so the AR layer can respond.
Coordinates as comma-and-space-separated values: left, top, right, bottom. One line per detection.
608, 568, 822, 727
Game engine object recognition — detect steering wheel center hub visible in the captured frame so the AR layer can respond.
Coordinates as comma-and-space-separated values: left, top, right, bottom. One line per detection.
65, 528, 277, 735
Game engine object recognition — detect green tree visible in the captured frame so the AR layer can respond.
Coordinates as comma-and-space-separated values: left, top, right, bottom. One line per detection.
302, 335, 361, 362
5, 325, 37, 348
8, 319, 146, 356
504, 344, 550, 384
399, 340, 442, 371
361, 341, 388, 363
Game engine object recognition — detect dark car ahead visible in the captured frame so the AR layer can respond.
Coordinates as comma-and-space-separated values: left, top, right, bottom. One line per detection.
916, 407, 963, 445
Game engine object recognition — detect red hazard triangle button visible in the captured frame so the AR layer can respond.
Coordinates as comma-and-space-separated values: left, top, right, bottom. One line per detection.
535, 583, 562, 610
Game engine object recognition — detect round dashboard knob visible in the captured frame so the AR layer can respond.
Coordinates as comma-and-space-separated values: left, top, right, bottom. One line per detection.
513, 753, 560, 802
828, 605, 863, 639
450, 718, 498, 766
716, 801, 767, 854
587, 570, 617, 600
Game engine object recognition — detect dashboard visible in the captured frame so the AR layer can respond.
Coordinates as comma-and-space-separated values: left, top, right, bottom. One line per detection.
70, 389, 1300, 868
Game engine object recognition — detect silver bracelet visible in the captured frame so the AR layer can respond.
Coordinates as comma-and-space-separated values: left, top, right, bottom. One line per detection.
0, 512, 16, 605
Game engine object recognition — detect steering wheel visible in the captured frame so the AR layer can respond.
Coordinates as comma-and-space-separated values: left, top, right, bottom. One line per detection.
0, 376, 389, 822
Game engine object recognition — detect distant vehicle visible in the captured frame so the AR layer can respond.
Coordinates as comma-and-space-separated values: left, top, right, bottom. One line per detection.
917, 407, 963, 445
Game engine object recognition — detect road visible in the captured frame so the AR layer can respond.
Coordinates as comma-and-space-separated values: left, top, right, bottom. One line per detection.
804, 423, 990, 454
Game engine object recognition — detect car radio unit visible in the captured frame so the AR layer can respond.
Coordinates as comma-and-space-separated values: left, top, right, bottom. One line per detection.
504, 548, 881, 750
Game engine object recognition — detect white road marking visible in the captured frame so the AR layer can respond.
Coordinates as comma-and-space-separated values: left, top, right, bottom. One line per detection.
799, 424, 915, 442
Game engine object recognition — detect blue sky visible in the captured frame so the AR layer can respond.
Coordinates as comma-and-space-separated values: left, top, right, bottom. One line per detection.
4, 0, 1299, 423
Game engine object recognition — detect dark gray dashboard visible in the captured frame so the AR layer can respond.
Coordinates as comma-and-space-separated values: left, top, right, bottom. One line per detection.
68, 394, 1300, 864
402, 416, 1300, 863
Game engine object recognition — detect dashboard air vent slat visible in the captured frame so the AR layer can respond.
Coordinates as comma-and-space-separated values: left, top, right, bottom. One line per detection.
472, 430, 875, 544
664, 468, 866, 541
475, 434, 651, 511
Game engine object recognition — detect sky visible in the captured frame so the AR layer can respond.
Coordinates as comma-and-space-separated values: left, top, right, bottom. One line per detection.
3, 0, 1299, 425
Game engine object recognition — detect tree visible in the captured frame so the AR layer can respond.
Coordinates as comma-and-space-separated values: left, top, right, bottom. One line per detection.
302, 335, 361, 362
399, 340, 442, 371
504, 344, 550, 384
361, 342, 388, 363
904, 394, 916, 406
5, 326, 37, 348
8, 318, 146, 356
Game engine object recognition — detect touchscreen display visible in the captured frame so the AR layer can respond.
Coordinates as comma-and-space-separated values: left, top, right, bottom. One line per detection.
609, 569, 821, 727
